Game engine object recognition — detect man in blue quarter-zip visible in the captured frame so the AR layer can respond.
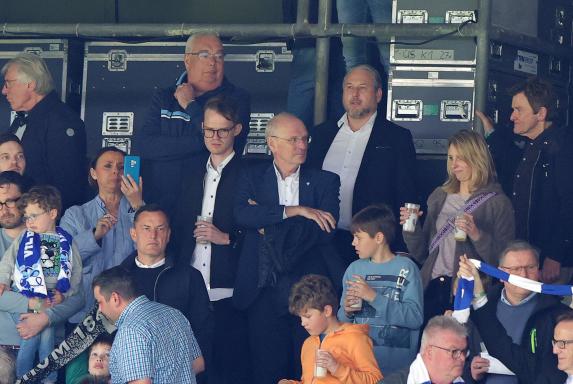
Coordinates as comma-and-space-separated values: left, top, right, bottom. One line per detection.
119, 204, 212, 382
134, 33, 251, 218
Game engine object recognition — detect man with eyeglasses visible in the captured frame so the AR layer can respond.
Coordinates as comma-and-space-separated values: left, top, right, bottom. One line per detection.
407, 315, 468, 384
1, 53, 87, 211
134, 32, 251, 218
233, 112, 343, 383
553, 311, 573, 383
172, 95, 251, 383
458, 241, 569, 384
307, 65, 417, 266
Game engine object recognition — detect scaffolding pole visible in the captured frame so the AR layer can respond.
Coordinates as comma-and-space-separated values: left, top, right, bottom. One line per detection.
314, 0, 331, 125
474, 0, 491, 134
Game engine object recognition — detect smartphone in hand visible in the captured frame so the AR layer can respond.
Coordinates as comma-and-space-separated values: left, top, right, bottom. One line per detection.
123, 155, 141, 182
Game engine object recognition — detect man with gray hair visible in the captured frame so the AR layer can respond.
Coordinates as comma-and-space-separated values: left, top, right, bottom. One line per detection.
234, 112, 342, 383
1, 52, 86, 209
135, 33, 251, 217
458, 241, 569, 384
307, 64, 417, 266
406, 315, 468, 384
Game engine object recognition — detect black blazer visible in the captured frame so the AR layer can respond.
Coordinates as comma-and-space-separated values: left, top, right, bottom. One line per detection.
171, 153, 244, 289
307, 113, 418, 218
232, 162, 342, 311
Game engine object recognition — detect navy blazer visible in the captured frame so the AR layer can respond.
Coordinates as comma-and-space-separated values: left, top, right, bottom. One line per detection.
307, 113, 418, 219
171, 153, 244, 289
233, 162, 341, 310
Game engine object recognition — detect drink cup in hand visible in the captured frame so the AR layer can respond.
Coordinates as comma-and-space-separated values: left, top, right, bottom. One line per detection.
454, 214, 467, 241
196, 215, 213, 244
402, 203, 420, 232
314, 349, 327, 378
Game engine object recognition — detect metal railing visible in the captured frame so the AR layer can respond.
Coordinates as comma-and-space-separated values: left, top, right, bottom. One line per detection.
2, 0, 571, 129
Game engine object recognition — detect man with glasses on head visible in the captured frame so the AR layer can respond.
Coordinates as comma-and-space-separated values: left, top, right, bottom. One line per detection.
407, 315, 468, 384
134, 33, 251, 218
172, 95, 250, 383
234, 112, 343, 383
307, 65, 417, 266
458, 241, 569, 384
553, 312, 573, 383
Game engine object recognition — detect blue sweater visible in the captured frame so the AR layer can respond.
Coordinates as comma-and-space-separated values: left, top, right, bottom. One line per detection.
338, 255, 423, 374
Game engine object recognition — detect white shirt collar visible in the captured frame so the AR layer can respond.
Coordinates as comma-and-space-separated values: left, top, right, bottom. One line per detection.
134, 257, 166, 269
337, 111, 378, 134
273, 162, 300, 182
206, 151, 235, 174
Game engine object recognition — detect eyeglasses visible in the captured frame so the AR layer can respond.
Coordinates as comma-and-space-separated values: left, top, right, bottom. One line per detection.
269, 135, 312, 145
186, 51, 225, 62
552, 338, 573, 349
0, 198, 19, 210
202, 125, 235, 139
23, 211, 48, 223
500, 264, 538, 274
430, 345, 469, 360
2, 79, 20, 89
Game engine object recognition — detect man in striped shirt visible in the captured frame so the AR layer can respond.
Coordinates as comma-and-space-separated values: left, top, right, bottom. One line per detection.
93, 266, 200, 384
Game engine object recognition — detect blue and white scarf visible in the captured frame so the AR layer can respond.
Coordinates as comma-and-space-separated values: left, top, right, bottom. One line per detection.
13, 227, 73, 298
453, 259, 573, 323
407, 353, 464, 384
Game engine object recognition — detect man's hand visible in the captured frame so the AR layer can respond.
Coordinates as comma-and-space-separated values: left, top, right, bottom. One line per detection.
285, 206, 336, 232
541, 258, 561, 283
174, 83, 196, 109
471, 356, 490, 380
475, 110, 495, 135
17, 312, 50, 339
194, 221, 230, 245
346, 275, 376, 302
458, 255, 485, 298
0, 283, 6, 296
46, 290, 64, 307
121, 174, 144, 210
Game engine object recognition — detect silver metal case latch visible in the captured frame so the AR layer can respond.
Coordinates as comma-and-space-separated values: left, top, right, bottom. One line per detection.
255, 51, 276, 73
108, 50, 128, 72
397, 10, 428, 24
102, 112, 134, 136
445, 10, 476, 24
392, 100, 423, 121
440, 100, 471, 122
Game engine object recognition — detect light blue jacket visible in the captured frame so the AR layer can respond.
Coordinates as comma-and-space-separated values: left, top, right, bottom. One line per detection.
60, 195, 135, 323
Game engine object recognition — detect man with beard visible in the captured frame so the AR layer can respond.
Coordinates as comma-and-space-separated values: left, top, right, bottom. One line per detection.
307, 65, 417, 265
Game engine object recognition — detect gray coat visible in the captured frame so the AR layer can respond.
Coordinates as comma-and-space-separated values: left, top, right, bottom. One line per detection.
404, 182, 515, 287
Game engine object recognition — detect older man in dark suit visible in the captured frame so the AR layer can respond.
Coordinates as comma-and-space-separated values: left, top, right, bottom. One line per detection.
233, 112, 342, 384
307, 64, 417, 265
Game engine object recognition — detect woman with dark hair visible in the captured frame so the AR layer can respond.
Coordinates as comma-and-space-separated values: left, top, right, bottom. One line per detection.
399, 130, 515, 320
0, 133, 25, 175
60, 147, 143, 323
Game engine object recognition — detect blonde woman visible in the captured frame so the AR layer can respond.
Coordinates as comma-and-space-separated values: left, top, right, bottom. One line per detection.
400, 129, 515, 320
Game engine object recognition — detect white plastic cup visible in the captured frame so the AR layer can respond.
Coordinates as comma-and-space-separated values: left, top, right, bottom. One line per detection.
196, 215, 213, 244
403, 203, 420, 232
454, 214, 467, 242
314, 349, 327, 378
350, 297, 363, 309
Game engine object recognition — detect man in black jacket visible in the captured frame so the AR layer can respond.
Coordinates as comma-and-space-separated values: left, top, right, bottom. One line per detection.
307, 64, 417, 264
476, 77, 573, 284
172, 95, 250, 384
459, 242, 569, 384
1, 53, 86, 210
120, 204, 212, 381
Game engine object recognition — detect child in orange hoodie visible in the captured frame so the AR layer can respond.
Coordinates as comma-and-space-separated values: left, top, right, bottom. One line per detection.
279, 274, 383, 384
